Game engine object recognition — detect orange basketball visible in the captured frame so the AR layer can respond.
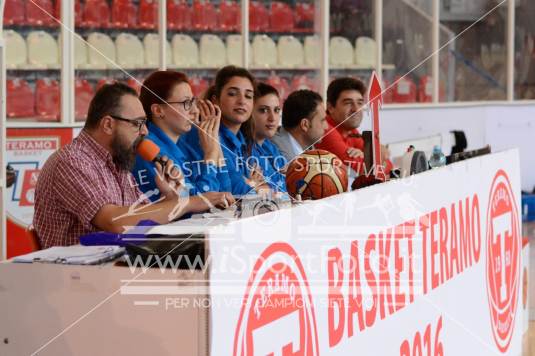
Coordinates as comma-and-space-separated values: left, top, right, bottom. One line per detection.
285, 149, 348, 200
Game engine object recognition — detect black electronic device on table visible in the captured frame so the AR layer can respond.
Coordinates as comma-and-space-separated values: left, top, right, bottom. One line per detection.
446, 145, 491, 164
124, 234, 205, 270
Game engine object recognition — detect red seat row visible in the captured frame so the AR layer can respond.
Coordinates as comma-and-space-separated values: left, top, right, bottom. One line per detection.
169, 1, 314, 33
6, 75, 440, 121
4, 0, 58, 27
384, 76, 445, 103
7, 78, 61, 121
7, 77, 141, 121
3, 0, 155, 29
4, 0, 314, 32
266, 74, 320, 101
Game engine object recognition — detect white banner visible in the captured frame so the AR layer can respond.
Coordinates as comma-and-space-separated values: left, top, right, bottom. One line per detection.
208, 149, 523, 356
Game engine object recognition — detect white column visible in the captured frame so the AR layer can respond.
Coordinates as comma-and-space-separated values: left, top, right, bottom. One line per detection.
319, 0, 329, 99
159, 0, 167, 70
374, 0, 383, 83
241, 1, 249, 68
432, 0, 440, 102
60, 0, 75, 124
506, 0, 515, 101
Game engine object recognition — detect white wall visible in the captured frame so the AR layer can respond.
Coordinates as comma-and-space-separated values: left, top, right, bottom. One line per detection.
360, 102, 535, 191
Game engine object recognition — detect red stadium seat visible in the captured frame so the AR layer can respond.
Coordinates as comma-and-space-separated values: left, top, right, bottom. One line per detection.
139, 0, 157, 30
111, 0, 138, 29
35, 78, 60, 121
191, 0, 219, 31
249, 1, 269, 32
126, 78, 142, 94
291, 74, 318, 92
167, 0, 192, 31
295, 2, 314, 32
54, 0, 83, 27
6, 79, 35, 118
3, 0, 25, 26
75, 79, 94, 121
270, 2, 294, 33
96, 78, 116, 91
392, 76, 417, 103
267, 74, 291, 101
417, 75, 446, 102
26, 0, 56, 27
382, 79, 394, 104
81, 0, 110, 28
189, 76, 209, 97
219, 0, 240, 32
418, 75, 432, 103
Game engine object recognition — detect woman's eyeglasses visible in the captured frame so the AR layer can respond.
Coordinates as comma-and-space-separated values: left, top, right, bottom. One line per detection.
166, 97, 197, 111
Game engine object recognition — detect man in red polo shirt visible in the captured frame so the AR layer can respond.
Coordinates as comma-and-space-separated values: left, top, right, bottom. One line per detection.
316, 77, 392, 178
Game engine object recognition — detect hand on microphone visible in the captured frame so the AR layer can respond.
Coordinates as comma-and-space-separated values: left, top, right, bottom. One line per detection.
137, 139, 185, 200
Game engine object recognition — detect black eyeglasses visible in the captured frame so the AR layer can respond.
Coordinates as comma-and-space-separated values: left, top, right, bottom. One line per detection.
166, 97, 197, 111
109, 115, 147, 132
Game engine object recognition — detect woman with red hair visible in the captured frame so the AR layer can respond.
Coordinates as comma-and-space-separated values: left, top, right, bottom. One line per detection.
132, 70, 232, 201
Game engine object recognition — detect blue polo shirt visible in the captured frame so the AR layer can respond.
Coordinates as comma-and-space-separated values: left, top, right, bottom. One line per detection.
179, 124, 254, 196
250, 139, 287, 192
132, 121, 230, 201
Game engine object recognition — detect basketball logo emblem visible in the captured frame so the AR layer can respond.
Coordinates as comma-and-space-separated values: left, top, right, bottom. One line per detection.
486, 170, 520, 353
233, 243, 319, 355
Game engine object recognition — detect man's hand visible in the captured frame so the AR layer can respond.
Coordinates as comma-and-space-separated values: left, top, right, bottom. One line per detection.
200, 191, 236, 210
346, 147, 364, 159
154, 156, 184, 200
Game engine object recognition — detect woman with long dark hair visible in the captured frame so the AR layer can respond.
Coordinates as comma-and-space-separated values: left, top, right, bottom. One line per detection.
242, 82, 287, 192
179, 65, 268, 195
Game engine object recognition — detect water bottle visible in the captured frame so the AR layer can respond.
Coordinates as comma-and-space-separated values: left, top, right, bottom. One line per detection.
428, 146, 446, 169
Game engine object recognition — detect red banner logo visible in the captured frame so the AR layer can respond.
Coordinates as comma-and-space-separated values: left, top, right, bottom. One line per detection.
19, 169, 40, 206
486, 169, 520, 353
233, 243, 319, 355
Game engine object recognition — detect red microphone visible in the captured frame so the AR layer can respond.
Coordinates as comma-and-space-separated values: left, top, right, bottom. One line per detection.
137, 139, 167, 166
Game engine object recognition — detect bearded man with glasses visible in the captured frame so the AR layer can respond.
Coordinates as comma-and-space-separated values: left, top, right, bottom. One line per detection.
34, 83, 234, 248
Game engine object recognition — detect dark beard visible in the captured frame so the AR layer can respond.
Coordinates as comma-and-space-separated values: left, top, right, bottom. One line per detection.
111, 134, 143, 171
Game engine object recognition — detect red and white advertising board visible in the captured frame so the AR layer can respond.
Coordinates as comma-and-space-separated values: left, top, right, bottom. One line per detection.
208, 149, 523, 355
5, 128, 74, 258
